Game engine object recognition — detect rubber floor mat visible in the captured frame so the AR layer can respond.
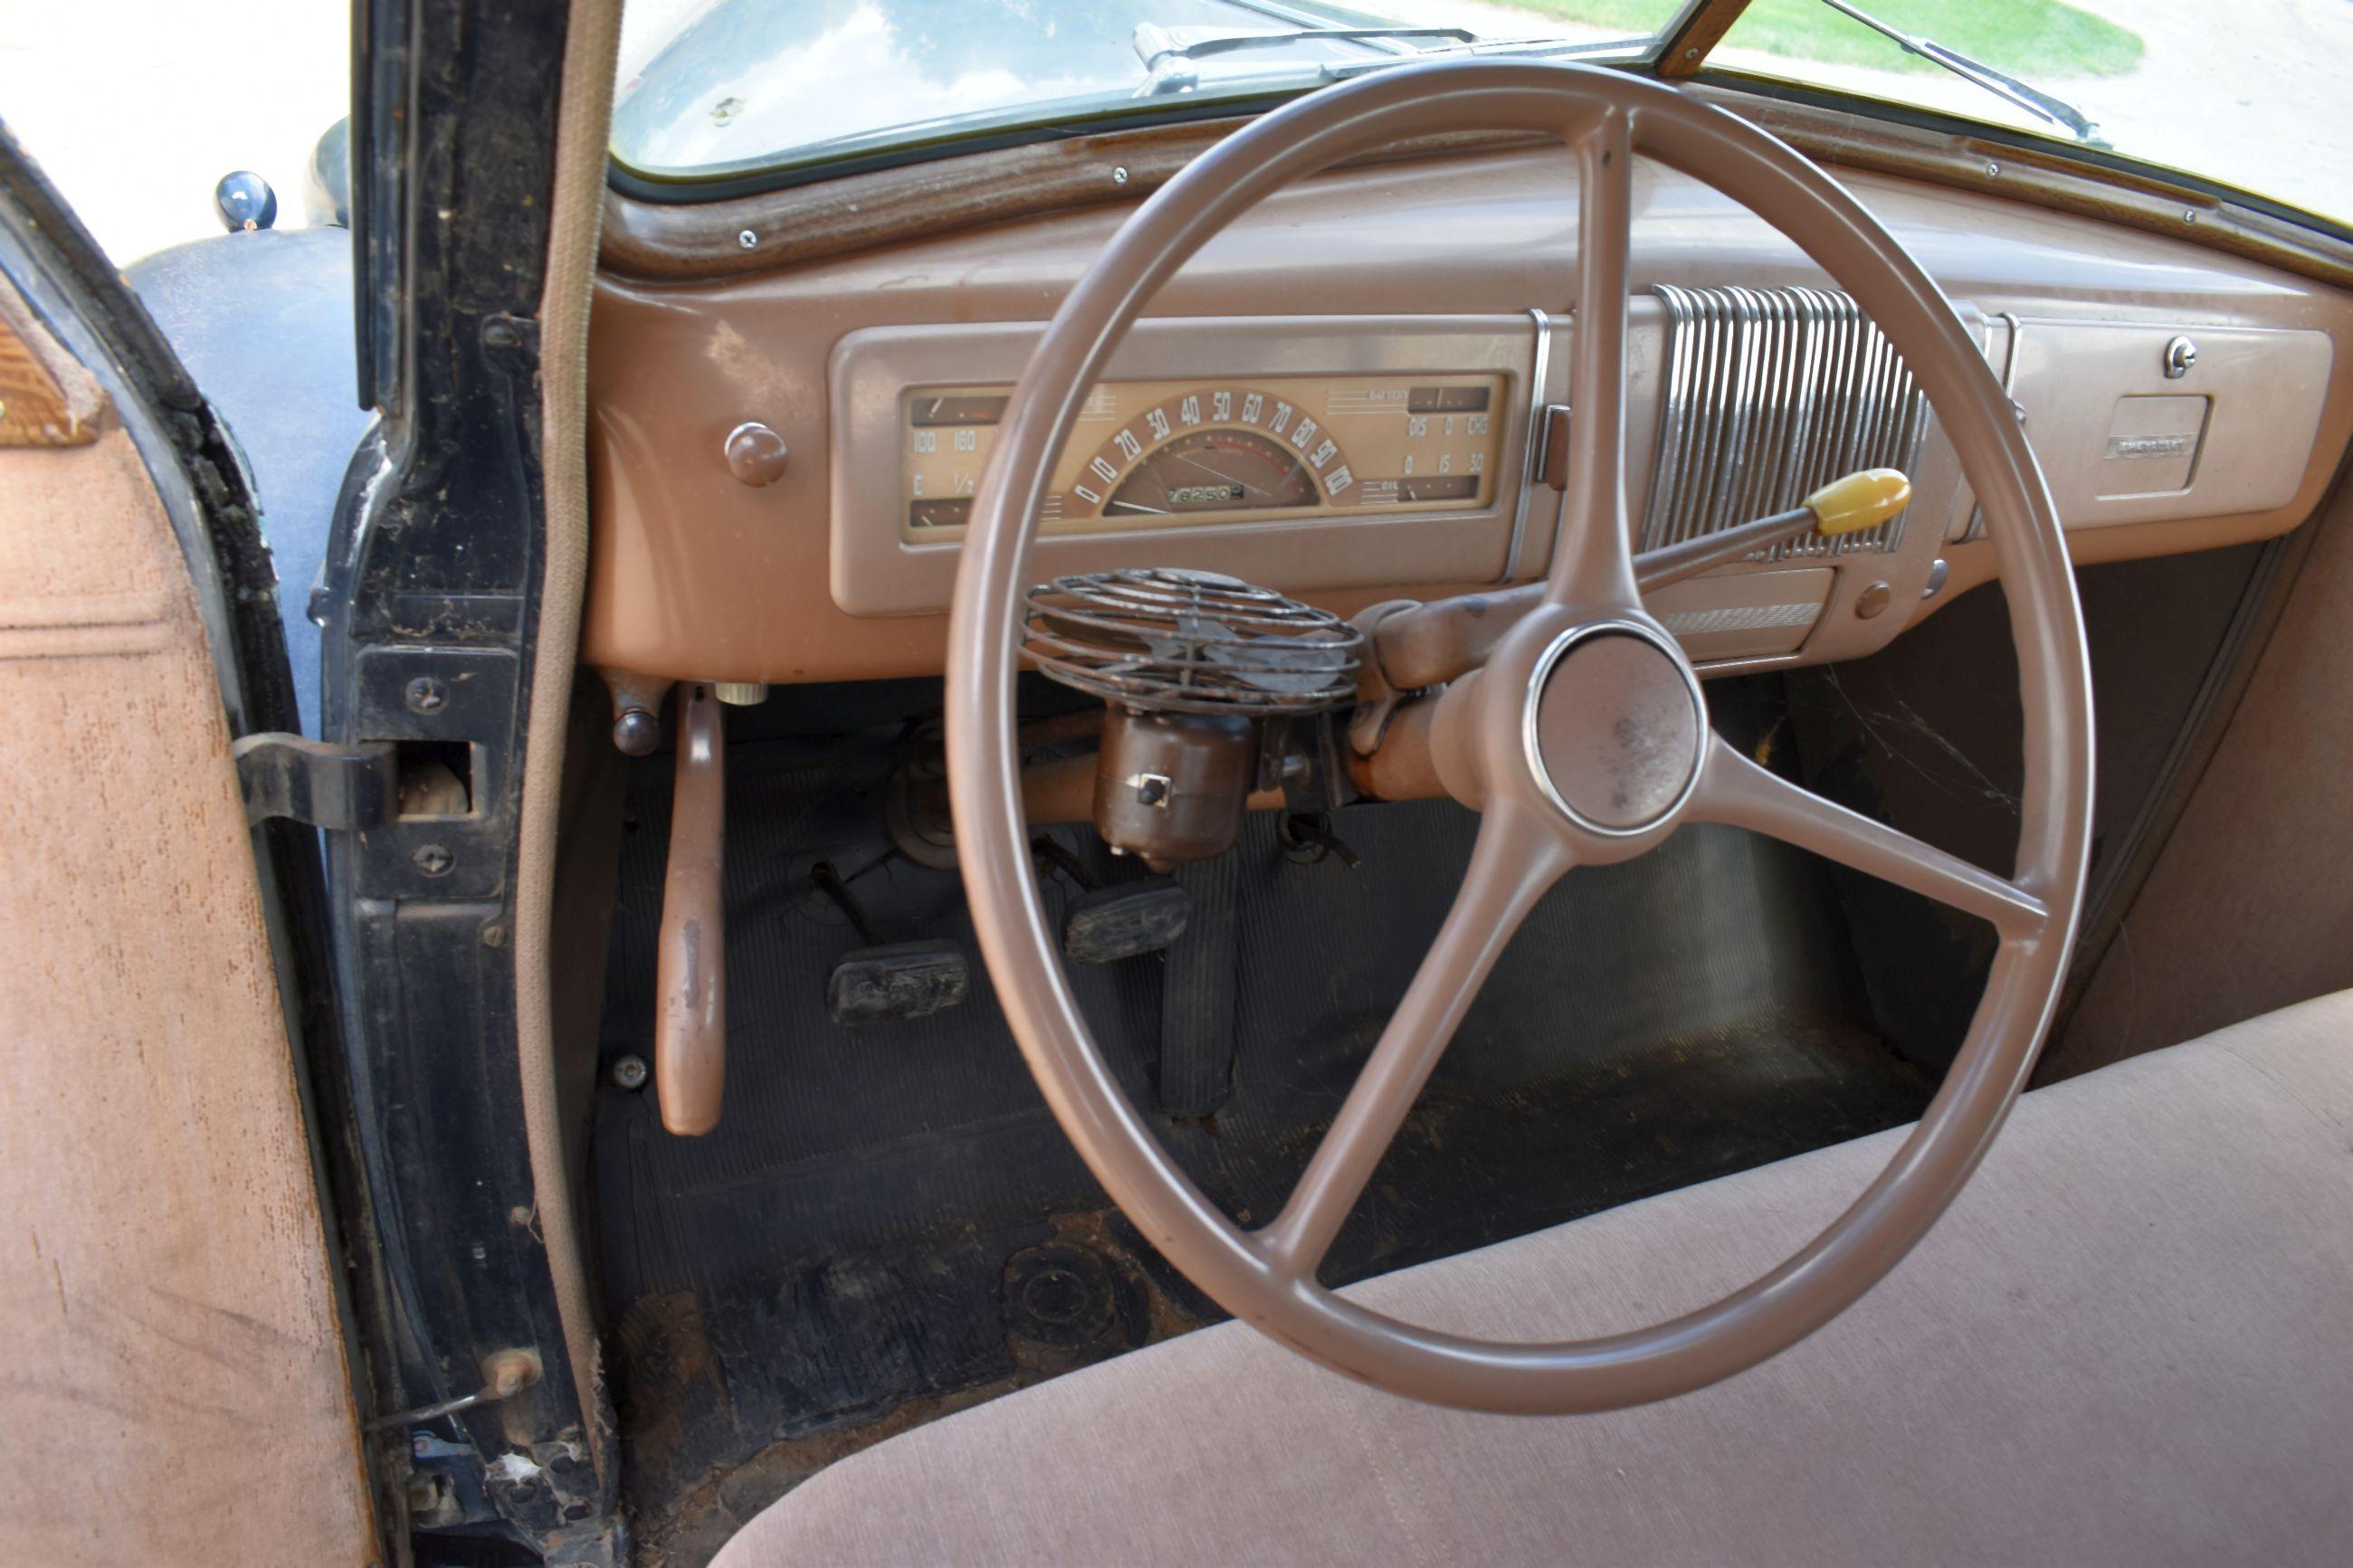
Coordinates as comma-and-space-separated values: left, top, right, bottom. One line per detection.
589, 689, 1932, 1550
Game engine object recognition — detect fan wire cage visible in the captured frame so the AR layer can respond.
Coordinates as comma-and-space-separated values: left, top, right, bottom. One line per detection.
1021, 567, 1364, 717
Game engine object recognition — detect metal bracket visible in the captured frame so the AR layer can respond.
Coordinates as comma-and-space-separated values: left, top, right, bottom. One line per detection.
233, 733, 396, 830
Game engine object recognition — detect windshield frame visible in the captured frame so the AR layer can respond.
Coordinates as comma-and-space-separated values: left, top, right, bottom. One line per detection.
604, 0, 2353, 249
605, 1, 1714, 202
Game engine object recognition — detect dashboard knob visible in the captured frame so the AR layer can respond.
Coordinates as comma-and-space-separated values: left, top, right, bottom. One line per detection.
725, 421, 789, 486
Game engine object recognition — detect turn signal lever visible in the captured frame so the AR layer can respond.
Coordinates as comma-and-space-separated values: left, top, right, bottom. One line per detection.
1022, 566, 1363, 870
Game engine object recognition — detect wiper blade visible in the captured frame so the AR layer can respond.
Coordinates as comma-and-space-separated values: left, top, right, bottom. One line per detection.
1132, 23, 1472, 97
1133, 24, 1474, 71
1133, 24, 1654, 99
1809, 0, 2104, 145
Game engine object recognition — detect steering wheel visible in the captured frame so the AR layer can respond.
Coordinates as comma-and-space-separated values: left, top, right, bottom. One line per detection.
947, 60, 2091, 1413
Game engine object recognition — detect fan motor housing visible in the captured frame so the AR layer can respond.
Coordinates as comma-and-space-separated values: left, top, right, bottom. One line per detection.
1094, 708, 1260, 869
1022, 567, 1364, 869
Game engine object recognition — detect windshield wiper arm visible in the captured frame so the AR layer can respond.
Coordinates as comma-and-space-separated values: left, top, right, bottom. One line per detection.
1133, 24, 1475, 72
1809, 0, 2102, 144
1131, 24, 1659, 98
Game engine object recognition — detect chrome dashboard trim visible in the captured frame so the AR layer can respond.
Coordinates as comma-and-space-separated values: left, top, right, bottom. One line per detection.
1499, 306, 1554, 584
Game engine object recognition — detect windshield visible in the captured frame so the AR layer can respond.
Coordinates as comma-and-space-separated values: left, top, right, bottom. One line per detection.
613, 0, 2353, 236
609, 0, 1690, 181
1709, 0, 2353, 231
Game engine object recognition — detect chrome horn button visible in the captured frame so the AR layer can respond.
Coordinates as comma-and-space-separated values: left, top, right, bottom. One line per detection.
1524, 621, 1705, 837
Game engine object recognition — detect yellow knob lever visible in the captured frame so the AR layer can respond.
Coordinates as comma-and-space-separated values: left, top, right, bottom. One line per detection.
1805, 468, 1911, 536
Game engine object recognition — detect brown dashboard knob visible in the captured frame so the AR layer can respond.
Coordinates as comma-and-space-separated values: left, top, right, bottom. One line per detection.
725, 421, 789, 486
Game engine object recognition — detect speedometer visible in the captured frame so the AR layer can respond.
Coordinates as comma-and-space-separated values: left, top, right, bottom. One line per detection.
900, 371, 1506, 538
1072, 385, 1352, 519
1107, 428, 1319, 517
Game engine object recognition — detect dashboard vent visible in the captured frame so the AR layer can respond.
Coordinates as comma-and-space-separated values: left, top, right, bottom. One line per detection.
1644, 285, 1929, 561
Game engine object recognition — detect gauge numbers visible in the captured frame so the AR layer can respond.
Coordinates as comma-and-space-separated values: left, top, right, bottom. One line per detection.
901, 371, 1505, 537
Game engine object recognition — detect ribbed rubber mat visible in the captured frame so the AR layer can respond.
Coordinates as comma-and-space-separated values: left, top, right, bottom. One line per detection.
1158, 851, 1239, 1117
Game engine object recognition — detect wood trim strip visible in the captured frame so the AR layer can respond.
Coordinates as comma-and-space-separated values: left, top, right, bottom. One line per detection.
599, 79, 2353, 294
0, 289, 106, 446
1656, 0, 1756, 80
600, 123, 1549, 281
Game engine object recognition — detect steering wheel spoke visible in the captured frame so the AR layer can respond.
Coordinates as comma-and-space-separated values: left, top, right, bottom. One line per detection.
1543, 106, 1639, 613
1692, 733, 2049, 939
1257, 802, 1571, 1278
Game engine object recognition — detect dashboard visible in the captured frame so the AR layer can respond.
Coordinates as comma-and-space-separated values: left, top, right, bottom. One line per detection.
581, 138, 2353, 689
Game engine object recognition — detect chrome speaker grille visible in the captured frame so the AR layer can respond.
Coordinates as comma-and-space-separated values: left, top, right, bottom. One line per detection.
1644, 284, 1929, 561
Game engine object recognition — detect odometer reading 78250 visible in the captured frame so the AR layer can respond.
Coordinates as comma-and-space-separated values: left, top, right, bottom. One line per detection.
900, 372, 1508, 538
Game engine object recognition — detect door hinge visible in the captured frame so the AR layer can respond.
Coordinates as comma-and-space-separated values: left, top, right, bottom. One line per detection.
233, 734, 396, 831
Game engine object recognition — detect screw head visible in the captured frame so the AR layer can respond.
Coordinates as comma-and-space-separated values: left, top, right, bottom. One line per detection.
611, 1054, 650, 1090
1111, 166, 1129, 185
405, 675, 449, 714
481, 1349, 541, 1398
412, 843, 454, 877
1986, 162, 2000, 177
738, 228, 757, 249
481, 318, 520, 349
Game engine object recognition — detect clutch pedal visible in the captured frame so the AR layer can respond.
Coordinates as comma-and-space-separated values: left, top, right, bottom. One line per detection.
813, 858, 971, 1024
827, 942, 969, 1024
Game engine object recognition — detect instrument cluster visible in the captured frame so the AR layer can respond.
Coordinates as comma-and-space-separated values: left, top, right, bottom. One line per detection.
902, 372, 1510, 537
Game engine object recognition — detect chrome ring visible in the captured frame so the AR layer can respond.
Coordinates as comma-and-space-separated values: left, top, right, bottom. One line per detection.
1520, 617, 1708, 838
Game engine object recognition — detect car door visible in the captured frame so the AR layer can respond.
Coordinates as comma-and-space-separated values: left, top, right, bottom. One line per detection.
0, 133, 376, 1562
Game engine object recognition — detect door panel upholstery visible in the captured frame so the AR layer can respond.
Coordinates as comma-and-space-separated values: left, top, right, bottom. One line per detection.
0, 282, 373, 1562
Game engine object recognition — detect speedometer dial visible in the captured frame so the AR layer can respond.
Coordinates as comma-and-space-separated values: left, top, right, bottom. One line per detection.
900, 370, 1505, 538
1066, 384, 1358, 524
1105, 429, 1318, 518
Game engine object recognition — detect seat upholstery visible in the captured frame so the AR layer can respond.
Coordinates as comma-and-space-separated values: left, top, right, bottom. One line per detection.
716, 992, 2353, 1567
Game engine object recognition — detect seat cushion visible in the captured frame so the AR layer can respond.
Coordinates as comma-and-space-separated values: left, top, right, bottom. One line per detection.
715, 992, 2353, 1567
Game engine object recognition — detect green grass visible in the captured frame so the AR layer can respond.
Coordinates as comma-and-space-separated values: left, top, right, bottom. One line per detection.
1505, 0, 2145, 78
